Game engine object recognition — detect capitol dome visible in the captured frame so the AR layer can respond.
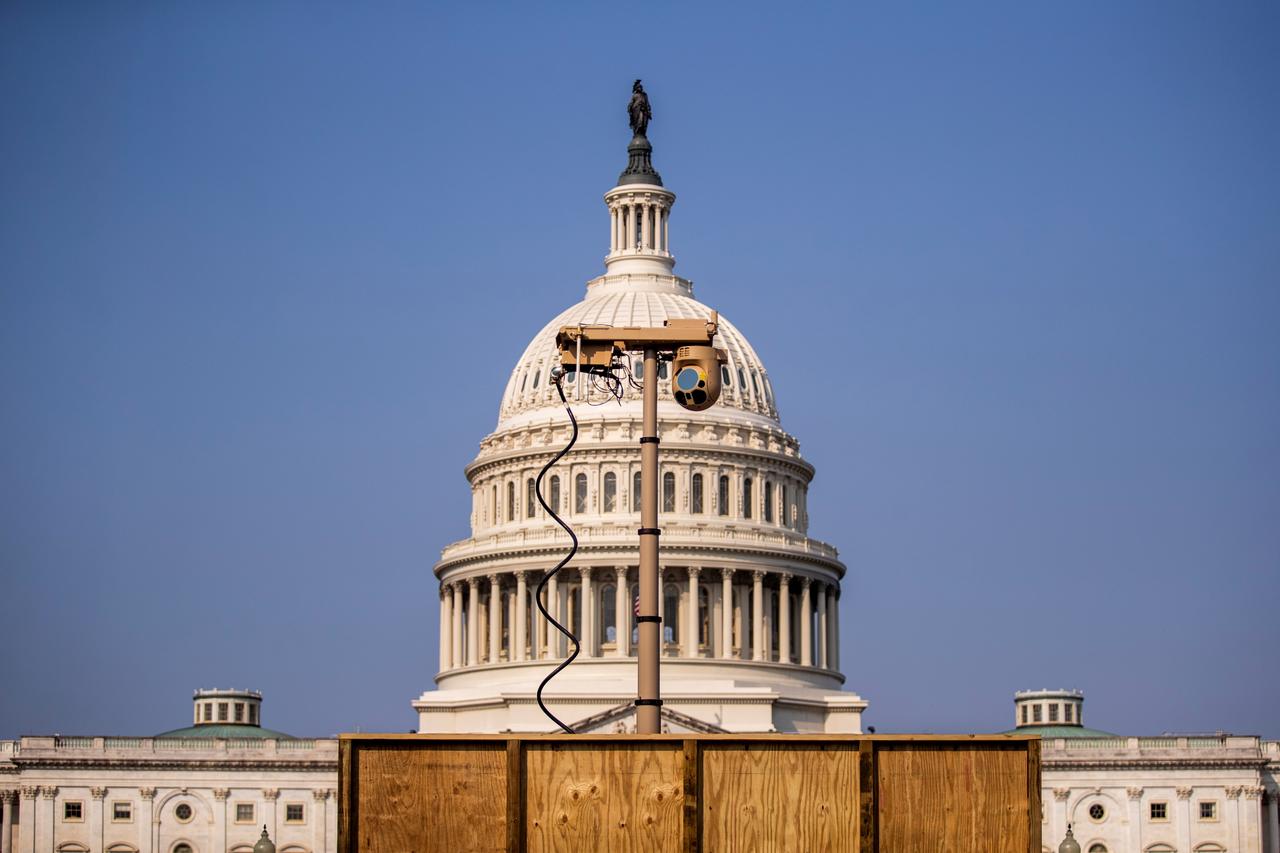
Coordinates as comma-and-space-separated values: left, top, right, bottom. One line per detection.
413, 98, 865, 734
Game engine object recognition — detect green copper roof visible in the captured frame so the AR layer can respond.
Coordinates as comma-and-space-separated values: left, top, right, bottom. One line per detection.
1001, 725, 1119, 739
154, 724, 295, 740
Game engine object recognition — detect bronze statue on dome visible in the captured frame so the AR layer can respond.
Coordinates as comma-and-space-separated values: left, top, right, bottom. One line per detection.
628, 79, 651, 138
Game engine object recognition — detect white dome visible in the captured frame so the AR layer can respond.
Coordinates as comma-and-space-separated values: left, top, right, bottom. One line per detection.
498, 277, 780, 426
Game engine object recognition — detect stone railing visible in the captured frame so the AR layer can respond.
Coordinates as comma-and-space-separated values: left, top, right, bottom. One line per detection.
17, 736, 335, 756
441, 523, 840, 562
1042, 735, 1261, 754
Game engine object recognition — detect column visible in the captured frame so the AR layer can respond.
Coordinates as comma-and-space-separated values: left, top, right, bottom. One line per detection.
90, 787, 106, 853
720, 568, 734, 659
514, 571, 528, 662
1228, 786, 1242, 853
652, 206, 662, 252
663, 211, 669, 253
816, 583, 828, 668
581, 567, 595, 657
685, 567, 701, 658
488, 575, 501, 663
263, 788, 280, 842
1052, 789, 1070, 850
0, 790, 14, 853
614, 568, 629, 657
778, 573, 792, 664
439, 585, 452, 672
138, 788, 156, 853
641, 204, 650, 250
799, 577, 813, 667
1176, 787, 1192, 853
451, 582, 464, 669
312, 789, 330, 853
827, 588, 839, 671
1267, 790, 1279, 853
546, 574, 559, 657
1244, 787, 1263, 853
467, 578, 481, 666
1127, 788, 1144, 852
213, 788, 229, 853
34, 788, 54, 853
18, 788, 35, 853
610, 207, 617, 252
751, 570, 765, 661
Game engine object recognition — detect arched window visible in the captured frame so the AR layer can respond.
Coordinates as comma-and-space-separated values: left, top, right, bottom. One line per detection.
780, 485, 789, 526
738, 368, 747, 392
743, 478, 753, 519
506, 481, 515, 522
107, 846, 139, 853
662, 472, 676, 512
532, 366, 541, 388
569, 585, 581, 637
764, 482, 774, 522
691, 473, 704, 514
1144, 845, 1176, 853
1087, 846, 1107, 853
721, 365, 731, 386
526, 478, 536, 518
663, 582, 679, 643
603, 472, 617, 512
601, 584, 616, 644
751, 372, 760, 398
549, 475, 561, 512
520, 372, 528, 392
718, 475, 730, 516
658, 361, 669, 380
632, 471, 642, 512
173, 846, 194, 853
575, 473, 588, 513
56, 846, 90, 853
788, 592, 800, 662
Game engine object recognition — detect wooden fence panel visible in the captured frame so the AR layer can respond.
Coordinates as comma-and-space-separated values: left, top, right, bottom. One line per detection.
876, 742, 1033, 853
348, 741, 509, 853
524, 740, 684, 852
701, 741, 860, 853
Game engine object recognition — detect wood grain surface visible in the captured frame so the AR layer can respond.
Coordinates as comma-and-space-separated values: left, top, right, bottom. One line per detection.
700, 741, 859, 852
524, 741, 684, 853
354, 742, 509, 853
876, 743, 1030, 852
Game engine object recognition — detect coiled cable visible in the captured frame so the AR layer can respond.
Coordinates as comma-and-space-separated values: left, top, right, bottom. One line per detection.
532, 368, 582, 733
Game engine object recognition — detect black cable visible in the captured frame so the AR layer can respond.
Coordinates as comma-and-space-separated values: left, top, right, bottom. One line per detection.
532, 369, 582, 734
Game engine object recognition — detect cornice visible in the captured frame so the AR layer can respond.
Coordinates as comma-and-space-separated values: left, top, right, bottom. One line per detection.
465, 440, 815, 482
10, 757, 338, 772
1043, 756, 1269, 771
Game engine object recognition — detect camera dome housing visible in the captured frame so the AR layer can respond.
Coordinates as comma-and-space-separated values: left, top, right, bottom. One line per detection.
671, 345, 726, 411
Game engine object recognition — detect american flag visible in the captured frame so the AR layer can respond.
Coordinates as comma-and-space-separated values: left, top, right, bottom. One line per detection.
634, 595, 640, 617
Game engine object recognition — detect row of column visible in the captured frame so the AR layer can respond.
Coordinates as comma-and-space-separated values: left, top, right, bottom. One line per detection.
610, 202, 668, 254
438, 567, 840, 672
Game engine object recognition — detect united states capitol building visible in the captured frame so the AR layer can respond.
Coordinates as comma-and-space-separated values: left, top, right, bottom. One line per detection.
2, 93, 1276, 853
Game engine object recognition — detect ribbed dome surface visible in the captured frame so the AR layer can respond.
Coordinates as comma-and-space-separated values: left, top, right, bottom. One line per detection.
498, 285, 779, 425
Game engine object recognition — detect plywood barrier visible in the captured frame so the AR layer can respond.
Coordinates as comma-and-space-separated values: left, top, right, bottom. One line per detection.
339, 734, 1040, 853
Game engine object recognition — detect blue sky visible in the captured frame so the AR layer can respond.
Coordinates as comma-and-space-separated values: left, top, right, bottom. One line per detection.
1, 2, 1276, 738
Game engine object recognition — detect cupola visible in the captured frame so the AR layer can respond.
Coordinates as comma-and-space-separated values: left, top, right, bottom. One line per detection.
192, 687, 263, 727
1014, 688, 1084, 729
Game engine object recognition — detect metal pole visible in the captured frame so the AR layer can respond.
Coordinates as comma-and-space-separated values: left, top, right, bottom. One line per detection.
636, 348, 661, 733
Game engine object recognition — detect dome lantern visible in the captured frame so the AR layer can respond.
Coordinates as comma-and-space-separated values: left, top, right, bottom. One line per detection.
605, 81, 676, 277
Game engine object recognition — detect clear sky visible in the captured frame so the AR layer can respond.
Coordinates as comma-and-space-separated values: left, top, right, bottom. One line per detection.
2, 2, 1276, 739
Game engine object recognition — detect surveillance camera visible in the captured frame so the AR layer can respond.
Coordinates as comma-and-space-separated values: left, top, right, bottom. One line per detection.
671, 345, 727, 411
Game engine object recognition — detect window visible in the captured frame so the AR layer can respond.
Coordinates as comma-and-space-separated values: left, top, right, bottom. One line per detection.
1088, 803, 1105, 822
526, 478, 536, 518
1021, 705, 1028, 725
663, 583, 679, 643
63, 801, 84, 821
285, 803, 305, 823
1064, 703, 1073, 723
691, 474, 704, 514
507, 481, 515, 521
249, 703, 258, 725
520, 371, 528, 392
751, 372, 760, 398
203, 703, 213, 722
174, 846, 193, 853
601, 584, 616, 644
234, 702, 244, 722
603, 473, 617, 512
1088, 846, 1107, 853
780, 485, 789, 526
632, 471, 642, 512
218, 702, 228, 721
662, 472, 675, 512
532, 366, 540, 389
575, 473, 588, 513
1149, 802, 1168, 821
743, 478, 753, 518
738, 369, 747, 392
236, 803, 255, 823
718, 476, 729, 516
549, 476, 560, 512
658, 361, 668, 380
1032, 704, 1042, 723
764, 482, 774, 522
174, 803, 193, 822
721, 365, 731, 386
1198, 801, 1217, 820
113, 801, 133, 822
490, 485, 497, 522
1048, 703, 1058, 723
